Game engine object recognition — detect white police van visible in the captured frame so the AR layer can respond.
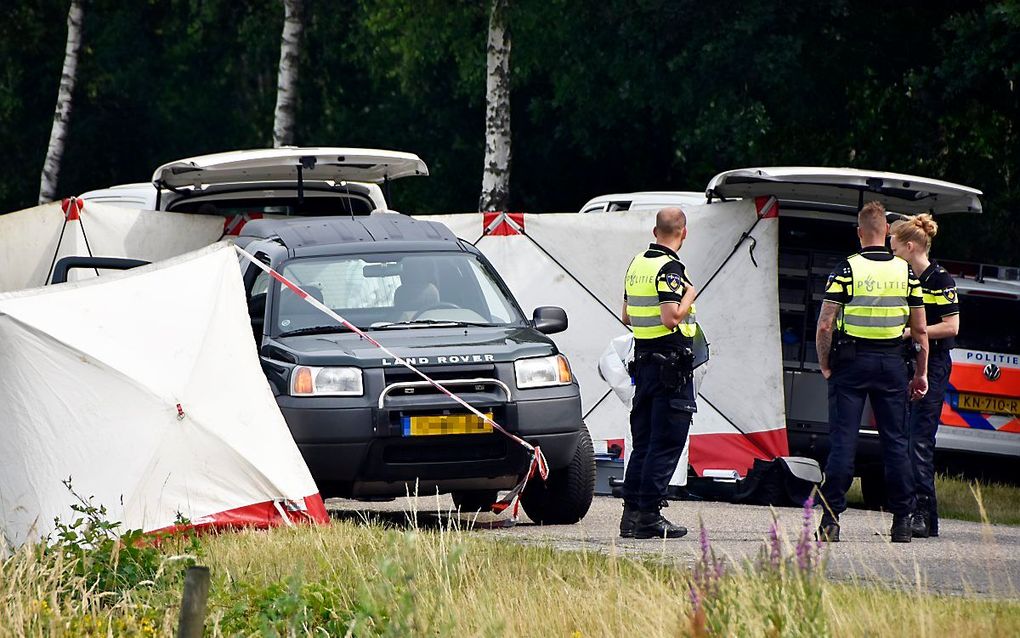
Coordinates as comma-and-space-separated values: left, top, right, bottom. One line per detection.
701, 167, 1019, 497
578, 191, 706, 214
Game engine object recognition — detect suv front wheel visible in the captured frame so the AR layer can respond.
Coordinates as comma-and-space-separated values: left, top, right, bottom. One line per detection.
521, 428, 595, 524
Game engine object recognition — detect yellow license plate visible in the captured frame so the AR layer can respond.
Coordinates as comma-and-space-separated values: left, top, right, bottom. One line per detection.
957, 393, 1020, 417
402, 412, 493, 436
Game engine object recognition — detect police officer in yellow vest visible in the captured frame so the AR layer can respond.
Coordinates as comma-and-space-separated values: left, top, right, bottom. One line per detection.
816, 201, 929, 543
619, 207, 698, 539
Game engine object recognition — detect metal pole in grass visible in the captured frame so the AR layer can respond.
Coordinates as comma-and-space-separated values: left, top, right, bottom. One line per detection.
177, 566, 210, 638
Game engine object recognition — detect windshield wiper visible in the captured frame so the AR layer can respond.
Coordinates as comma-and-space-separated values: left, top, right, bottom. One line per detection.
277, 325, 353, 338
372, 319, 494, 330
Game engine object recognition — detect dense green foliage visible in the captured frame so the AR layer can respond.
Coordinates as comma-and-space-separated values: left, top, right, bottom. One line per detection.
2, 0, 1018, 261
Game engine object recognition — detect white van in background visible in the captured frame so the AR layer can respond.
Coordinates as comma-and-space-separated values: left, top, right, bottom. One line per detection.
78, 147, 428, 218
578, 191, 706, 214
699, 166, 1020, 499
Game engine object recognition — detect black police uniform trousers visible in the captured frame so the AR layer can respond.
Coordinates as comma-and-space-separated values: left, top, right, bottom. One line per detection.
907, 347, 952, 532
623, 357, 694, 512
822, 349, 914, 517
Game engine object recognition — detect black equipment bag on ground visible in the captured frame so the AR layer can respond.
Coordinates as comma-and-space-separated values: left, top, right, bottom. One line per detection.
732, 457, 822, 507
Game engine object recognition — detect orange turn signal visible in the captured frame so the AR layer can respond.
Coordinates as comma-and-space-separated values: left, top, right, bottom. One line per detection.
557, 355, 573, 383
292, 367, 314, 395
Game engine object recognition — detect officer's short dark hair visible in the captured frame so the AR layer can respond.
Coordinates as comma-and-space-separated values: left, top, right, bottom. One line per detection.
858, 201, 886, 236
655, 207, 687, 237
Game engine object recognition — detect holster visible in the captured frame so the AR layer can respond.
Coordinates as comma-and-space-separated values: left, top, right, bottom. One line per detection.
651, 348, 694, 391
830, 332, 856, 366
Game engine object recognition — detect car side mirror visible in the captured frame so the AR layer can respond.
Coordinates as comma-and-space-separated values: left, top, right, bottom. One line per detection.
532, 306, 567, 335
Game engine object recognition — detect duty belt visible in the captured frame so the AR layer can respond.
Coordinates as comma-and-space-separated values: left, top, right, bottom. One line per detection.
631, 348, 694, 390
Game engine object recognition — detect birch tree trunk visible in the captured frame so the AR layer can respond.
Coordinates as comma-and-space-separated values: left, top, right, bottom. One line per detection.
478, 0, 511, 212
273, 0, 304, 148
38, 0, 84, 204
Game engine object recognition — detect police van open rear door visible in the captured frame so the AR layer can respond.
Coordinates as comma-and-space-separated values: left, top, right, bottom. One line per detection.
704, 167, 990, 480
706, 167, 983, 216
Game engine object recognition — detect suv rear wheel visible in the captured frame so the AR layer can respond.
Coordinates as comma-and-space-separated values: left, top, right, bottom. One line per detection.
521, 428, 595, 524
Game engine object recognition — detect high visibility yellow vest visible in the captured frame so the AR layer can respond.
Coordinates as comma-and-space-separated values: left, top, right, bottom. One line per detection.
842, 254, 910, 340
625, 252, 697, 340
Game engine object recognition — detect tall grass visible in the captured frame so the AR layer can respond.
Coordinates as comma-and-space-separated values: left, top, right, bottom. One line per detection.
3, 496, 1019, 637
937, 474, 1020, 525
846, 473, 1020, 524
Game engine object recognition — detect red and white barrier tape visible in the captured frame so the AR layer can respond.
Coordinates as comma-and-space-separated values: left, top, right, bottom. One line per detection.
234, 245, 549, 520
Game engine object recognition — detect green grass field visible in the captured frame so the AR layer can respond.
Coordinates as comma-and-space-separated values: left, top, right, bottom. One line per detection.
3, 509, 1019, 637
846, 473, 1020, 525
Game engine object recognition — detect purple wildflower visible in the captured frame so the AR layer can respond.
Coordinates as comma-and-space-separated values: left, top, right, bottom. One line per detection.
699, 520, 711, 564
694, 518, 725, 590
767, 521, 781, 570
689, 584, 701, 612
795, 495, 819, 573
796, 531, 812, 572
802, 495, 815, 529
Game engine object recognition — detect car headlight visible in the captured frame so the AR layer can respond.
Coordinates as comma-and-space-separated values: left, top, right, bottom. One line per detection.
514, 354, 573, 389
290, 366, 363, 396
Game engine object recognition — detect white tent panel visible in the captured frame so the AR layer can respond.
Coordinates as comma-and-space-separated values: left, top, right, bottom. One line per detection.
523, 203, 758, 311
1, 245, 239, 391
0, 202, 225, 292
581, 394, 632, 445
77, 202, 225, 263
0, 321, 177, 542
695, 211, 783, 436
521, 211, 651, 306
413, 213, 483, 244
491, 201, 788, 476
475, 234, 628, 415
0, 244, 325, 547
0, 203, 73, 292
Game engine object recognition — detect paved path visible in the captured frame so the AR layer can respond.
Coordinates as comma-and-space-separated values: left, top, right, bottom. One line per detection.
326, 495, 1019, 598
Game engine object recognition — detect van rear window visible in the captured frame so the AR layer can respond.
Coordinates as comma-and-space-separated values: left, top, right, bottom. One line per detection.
956, 293, 1020, 355
170, 195, 372, 216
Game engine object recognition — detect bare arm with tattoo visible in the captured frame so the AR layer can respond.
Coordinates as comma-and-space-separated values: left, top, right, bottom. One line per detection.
816, 301, 840, 379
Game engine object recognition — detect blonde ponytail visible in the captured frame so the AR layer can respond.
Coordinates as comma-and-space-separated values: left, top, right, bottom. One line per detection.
891, 214, 937, 252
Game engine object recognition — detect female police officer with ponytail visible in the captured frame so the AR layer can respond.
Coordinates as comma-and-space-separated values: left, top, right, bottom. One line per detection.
890, 214, 959, 539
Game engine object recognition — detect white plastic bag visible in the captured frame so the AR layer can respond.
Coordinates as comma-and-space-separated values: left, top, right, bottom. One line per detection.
597, 332, 691, 487
597, 332, 636, 406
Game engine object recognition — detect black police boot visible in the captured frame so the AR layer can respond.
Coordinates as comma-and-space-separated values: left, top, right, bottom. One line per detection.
619, 502, 639, 539
891, 514, 913, 543
910, 497, 931, 538
817, 514, 840, 543
634, 509, 688, 539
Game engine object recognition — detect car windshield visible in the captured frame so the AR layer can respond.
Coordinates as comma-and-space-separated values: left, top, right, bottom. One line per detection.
271, 251, 525, 334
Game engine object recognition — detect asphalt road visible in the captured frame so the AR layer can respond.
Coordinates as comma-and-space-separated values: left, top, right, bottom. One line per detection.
326, 494, 1019, 598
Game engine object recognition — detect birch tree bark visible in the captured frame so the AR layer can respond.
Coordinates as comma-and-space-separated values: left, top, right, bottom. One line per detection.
273, 0, 304, 148
38, 0, 84, 204
478, 0, 511, 212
